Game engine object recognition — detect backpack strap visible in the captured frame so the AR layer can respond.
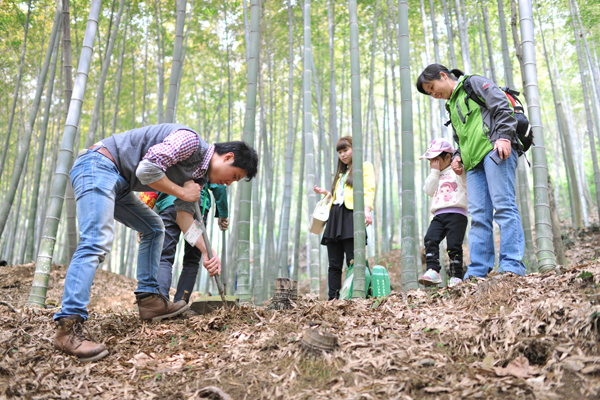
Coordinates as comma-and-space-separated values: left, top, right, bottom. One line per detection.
462, 76, 486, 109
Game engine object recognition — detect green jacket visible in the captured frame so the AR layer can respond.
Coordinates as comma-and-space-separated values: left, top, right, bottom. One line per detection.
446, 75, 518, 172
155, 183, 228, 218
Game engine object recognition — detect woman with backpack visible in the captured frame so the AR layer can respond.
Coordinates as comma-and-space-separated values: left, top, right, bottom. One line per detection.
416, 64, 526, 279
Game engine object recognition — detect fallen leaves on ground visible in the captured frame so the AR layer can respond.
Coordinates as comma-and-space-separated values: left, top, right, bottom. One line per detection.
1, 225, 600, 399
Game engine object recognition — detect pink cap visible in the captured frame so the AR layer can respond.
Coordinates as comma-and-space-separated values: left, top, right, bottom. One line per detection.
419, 138, 456, 160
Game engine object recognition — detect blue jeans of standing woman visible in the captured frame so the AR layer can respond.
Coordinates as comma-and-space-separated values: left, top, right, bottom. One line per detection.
53, 148, 165, 321
464, 150, 526, 278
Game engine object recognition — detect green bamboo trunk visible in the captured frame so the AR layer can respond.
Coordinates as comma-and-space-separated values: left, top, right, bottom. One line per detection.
165, 0, 187, 124
348, 0, 366, 298
497, 0, 514, 86
398, 0, 418, 291
304, 0, 321, 295
518, 0, 556, 273
84, 0, 126, 148
28, 0, 103, 307
236, 0, 260, 303
536, 6, 582, 227
278, 0, 295, 280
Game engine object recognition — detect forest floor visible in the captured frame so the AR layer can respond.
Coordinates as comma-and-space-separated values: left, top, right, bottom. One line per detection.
1, 226, 600, 399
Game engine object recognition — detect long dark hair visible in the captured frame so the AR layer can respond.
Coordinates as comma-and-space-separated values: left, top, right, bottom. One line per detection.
331, 136, 353, 195
416, 64, 464, 95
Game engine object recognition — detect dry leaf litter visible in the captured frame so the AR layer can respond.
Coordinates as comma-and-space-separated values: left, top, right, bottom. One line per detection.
1, 225, 600, 399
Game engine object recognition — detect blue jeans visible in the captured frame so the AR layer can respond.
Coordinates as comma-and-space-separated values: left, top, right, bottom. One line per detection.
464, 150, 526, 278
54, 149, 165, 321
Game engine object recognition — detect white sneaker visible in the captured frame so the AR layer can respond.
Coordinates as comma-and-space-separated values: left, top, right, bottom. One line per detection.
418, 269, 442, 286
448, 277, 462, 287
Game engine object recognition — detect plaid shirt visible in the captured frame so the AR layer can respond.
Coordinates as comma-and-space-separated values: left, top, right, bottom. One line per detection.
142, 129, 214, 180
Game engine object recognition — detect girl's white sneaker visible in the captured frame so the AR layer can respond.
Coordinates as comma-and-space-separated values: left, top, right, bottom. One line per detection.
418, 269, 442, 286
448, 277, 462, 287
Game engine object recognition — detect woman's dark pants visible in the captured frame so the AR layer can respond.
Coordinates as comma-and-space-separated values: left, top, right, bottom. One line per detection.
326, 238, 354, 300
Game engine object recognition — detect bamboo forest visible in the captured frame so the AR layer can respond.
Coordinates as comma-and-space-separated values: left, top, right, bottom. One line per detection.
1, 0, 600, 397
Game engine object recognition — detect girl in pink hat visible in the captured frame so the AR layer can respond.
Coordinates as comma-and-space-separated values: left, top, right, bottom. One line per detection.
418, 138, 468, 287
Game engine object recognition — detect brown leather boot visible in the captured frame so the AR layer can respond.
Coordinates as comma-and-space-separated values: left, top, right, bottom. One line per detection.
136, 293, 190, 322
54, 316, 109, 362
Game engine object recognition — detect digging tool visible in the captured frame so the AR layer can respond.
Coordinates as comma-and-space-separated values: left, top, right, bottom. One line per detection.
193, 202, 228, 307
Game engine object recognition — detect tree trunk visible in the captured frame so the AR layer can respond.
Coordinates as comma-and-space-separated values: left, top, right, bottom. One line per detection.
419, 0, 438, 139
61, 0, 79, 264
427, 0, 448, 138
382, 51, 390, 254
24, 23, 60, 262
548, 176, 567, 266
303, 0, 321, 296
328, 0, 338, 164
261, 48, 275, 297
573, 1, 600, 113
497, 0, 514, 86
279, 0, 296, 279
339, 33, 346, 137
476, 3, 487, 77
569, 0, 600, 213
236, 0, 260, 303
153, 0, 165, 124
440, 0, 458, 69
110, 4, 131, 133
131, 34, 135, 129
481, 0, 497, 83
391, 0, 403, 245
226, 185, 241, 294
37, 77, 63, 257
251, 169, 262, 302
518, 0, 557, 273
388, 0, 399, 245
28, 0, 103, 307
0, 5, 62, 238
0, 0, 32, 184
536, 4, 582, 227
84, 0, 126, 147
311, 56, 331, 188
364, 0, 379, 162
346, 0, 367, 297
292, 132, 306, 281
7, 159, 27, 264
142, 23, 149, 126
398, 0, 418, 290
453, 0, 470, 72
165, 0, 187, 123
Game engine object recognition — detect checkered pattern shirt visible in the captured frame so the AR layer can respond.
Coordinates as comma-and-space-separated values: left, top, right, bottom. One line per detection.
142, 129, 214, 180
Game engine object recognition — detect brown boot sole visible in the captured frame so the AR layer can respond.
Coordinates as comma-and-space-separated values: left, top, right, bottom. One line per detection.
78, 349, 109, 363
149, 302, 191, 322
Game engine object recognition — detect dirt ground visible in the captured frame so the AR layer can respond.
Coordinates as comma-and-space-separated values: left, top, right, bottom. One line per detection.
1, 226, 600, 399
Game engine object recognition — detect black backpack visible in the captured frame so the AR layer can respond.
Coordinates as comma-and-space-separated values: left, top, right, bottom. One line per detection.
462, 76, 533, 154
